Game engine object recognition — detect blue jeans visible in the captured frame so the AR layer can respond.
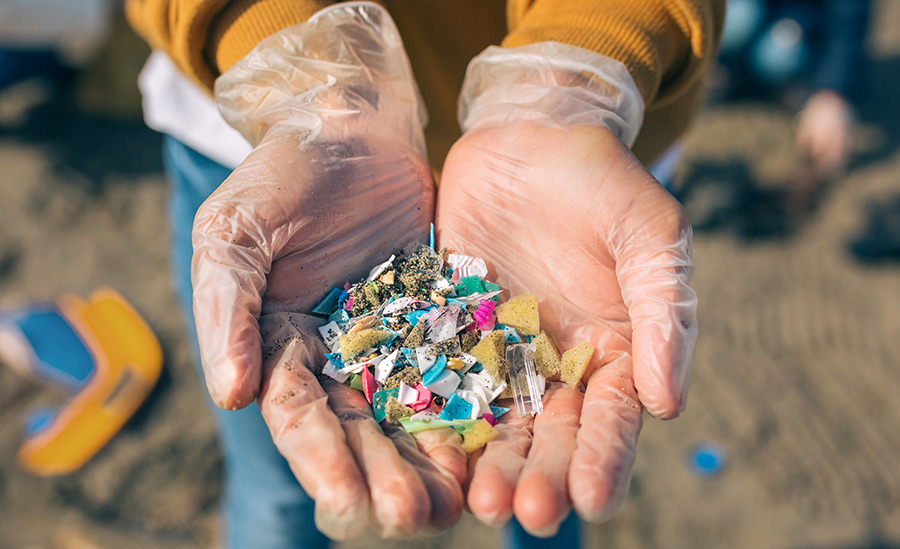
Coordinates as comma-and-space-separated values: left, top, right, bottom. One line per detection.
162, 135, 581, 548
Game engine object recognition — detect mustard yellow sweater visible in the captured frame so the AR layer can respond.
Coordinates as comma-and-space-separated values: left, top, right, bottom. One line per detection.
127, 0, 725, 165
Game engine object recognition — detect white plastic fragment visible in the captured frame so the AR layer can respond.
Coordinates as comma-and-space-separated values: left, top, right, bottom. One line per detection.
447, 254, 489, 280
397, 381, 418, 405
423, 369, 461, 398
455, 290, 503, 307
374, 349, 399, 383
365, 254, 395, 282
317, 321, 343, 351
338, 361, 370, 375
322, 360, 351, 383
464, 370, 507, 401
415, 346, 437, 374
429, 277, 453, 290
383, 297, 430, 315
426, 306, 460, 343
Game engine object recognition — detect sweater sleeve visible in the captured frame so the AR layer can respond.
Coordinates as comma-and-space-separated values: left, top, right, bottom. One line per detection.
125, 0, 335, 92
503, 0, 726, 108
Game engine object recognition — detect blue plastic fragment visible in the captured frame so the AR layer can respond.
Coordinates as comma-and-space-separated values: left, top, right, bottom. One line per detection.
405, 310, 427, 328
489, 405, 510, 419
500, 324, 521, 343
440, 394, 473, 421
688, 444, 726, 476
328, 309, 349, 324
324, 353, 344, 368
469, 363, 484, 373
422, 355, 447, 385
429, 223, 435, 250
312, 288, 341, 316
400, 348, 418, 367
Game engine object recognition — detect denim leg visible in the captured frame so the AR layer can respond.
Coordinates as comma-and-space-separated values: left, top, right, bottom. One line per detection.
503, 512, 581, 549
162, 136, 328, 549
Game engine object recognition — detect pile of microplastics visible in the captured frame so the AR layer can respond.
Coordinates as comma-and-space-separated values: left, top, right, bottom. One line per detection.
311, 244, 594, 453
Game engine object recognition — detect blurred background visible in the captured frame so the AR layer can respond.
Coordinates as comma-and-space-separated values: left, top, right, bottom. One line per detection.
1, 0, 899, 547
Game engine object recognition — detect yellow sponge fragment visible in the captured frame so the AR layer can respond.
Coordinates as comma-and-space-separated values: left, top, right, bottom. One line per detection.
461, 419, 497, 453
495, 294, 540, 336
469, 330, 508, 385
339, 329, 394, 362
532, 331, 562, 378
560, 341, 594, 387
384, 396, 415, 425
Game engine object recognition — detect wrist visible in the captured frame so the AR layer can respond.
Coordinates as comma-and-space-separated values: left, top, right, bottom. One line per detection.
458, 42, 645, 147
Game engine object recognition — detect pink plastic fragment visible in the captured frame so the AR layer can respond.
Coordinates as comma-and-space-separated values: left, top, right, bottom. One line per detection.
411, 384, 433, 412
344, 281, 351, 290
450, 269, 461, 284
344, 297, 354, 311
473, 299, 496, 331
362, 366, 377, 404
481, 413, 497, 426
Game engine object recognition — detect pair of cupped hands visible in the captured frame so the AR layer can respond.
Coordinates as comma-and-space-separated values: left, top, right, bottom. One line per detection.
190, 2, 697, 541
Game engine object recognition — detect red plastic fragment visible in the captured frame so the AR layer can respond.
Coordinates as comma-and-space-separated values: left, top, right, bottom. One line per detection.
362, 366, 377, 404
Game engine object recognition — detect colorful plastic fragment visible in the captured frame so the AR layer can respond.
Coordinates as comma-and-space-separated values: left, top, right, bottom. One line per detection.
440, 394, 473, 421
311, 246, 580, 441
473, 300, 497, 331
423, 368, 460, 398
362, 366, 377, 404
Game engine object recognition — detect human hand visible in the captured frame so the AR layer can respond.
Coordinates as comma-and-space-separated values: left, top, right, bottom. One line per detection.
437, 45, 697, 536
191, 3, 465, 538
796, 89, 853, 178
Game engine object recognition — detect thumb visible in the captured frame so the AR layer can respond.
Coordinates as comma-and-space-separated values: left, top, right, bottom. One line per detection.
613, 199, 698, 419
191, 190, 272, 410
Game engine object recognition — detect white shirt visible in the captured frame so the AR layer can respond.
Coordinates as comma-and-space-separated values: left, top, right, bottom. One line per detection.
138, 51, 252, 170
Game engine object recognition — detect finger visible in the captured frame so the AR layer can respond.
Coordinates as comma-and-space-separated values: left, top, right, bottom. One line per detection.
569, 351, 643, 522
321, 382, 432, 538
257, 316, 370, 540
512, 384, 583, 537
466, 410, 534, 528
192, 187, 271, 409
615, 208, 698, 419
389, 426, 465, 533
412, 428, 467, 486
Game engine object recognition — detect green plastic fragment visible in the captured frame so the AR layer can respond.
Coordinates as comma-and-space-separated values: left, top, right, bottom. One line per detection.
454, 276, 484, 297
373, 388, 400, 423
399, 416, 479, 434
349, 374, 363, 391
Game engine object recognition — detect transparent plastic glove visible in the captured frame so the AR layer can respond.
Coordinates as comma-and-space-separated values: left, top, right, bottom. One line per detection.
192, 2, 464, 538
437, 44, 698, 535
